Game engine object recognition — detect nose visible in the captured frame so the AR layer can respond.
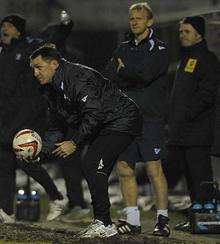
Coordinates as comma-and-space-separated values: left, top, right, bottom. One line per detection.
132, 20, 137, 26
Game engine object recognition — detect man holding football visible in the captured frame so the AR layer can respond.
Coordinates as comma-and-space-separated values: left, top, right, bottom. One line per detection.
30, 46, 142, 239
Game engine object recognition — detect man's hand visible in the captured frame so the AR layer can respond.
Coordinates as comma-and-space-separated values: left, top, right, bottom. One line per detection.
60, 10, 71, 25
52, 140, 76, 158
16, 155, 40, 163
117, 58, 125, 73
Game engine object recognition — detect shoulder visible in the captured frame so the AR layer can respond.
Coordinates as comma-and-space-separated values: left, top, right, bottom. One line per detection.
150, 36, 168, 53
22, 37, 44, 48
63, 62, 103, 98
201, 50, 219, 72
25, 36, 43, 44
64, 62, 98, 84
120, 40, 130, 47
205, 49, 219, 63
193, 46, 219, 65
114, 41, 131, 53
18, 37, 44, 53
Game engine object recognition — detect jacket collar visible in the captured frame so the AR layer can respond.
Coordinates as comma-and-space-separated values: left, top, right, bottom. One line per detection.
51, 58, 66, 90
129, 28, 154, 46
180, 39, 208, 53
2, 36, 25, 50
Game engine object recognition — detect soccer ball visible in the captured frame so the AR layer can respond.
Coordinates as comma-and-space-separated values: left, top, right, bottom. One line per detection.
13, 129, 42, 161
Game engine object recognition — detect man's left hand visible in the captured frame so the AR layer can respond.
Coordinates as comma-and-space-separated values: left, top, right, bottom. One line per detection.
52, 140, 76, 158
60, 10, 71, 25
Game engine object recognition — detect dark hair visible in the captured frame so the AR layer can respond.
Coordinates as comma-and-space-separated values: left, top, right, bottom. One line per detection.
30, 46, 62, 63
1, 14, 26, 36
182, 16, 205, 37
129, 2, 153, 19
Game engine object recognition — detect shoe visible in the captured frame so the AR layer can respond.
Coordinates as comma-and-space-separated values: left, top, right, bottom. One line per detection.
60, 206, 91, 223
0, 209, 15, 223
117, 219, 141, 235
174, 221, 190, 232
153, 215, 170, 237
46, 198, 68, 221
76, 219, 118, 238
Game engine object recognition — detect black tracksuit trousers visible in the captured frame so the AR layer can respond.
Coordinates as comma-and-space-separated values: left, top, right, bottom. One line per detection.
81, 133, 133, 226
166, 146, 213, 202
44, 130, 87, 209
0, 146, 62, 215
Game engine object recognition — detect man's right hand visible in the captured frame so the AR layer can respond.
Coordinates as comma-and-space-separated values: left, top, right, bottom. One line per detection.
117, 58, 125, 73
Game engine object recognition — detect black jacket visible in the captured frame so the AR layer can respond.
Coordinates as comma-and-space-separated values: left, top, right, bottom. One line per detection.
46, 60, 143, 147
0, 37, 47, 147
212, 69, 220, 155
104, 29, 170, 121
0, 22, 73, 147
167, 40, 219, 146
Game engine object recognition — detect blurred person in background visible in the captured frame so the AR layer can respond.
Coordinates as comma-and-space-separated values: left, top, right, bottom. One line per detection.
0, 11, 73, 223
41, 121, 90, 222
104, 2, 170, 237
39, 14, 89, 222
58, 129, 90, 223
39, 10, 84, 64
167, 16, 219, 231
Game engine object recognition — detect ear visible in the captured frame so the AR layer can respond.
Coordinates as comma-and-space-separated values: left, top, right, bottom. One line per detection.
196, 32, 203, 42
147, 18, 154, 27
15, 29, 21, 38
51, 60, 59, 70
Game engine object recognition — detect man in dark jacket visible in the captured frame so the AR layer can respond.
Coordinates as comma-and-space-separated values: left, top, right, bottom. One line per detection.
104, 2, 170, 237
30, 46, 142, 238
211, 67, 220, 156
167, 16, 219, 230
0, 13, 73, 222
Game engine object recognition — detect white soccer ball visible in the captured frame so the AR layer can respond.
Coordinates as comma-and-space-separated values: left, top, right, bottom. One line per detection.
13, 129, 42, 161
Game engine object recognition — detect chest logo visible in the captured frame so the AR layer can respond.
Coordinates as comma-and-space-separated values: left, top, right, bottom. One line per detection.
98, 158, 104, 170
184, 58, 197, 73
15, 53, 22, 61
81, 95, 88, 103
154, 148, 161, 155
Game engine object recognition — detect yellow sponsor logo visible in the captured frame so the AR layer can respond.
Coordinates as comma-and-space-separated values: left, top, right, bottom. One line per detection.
184, 58, 197, 73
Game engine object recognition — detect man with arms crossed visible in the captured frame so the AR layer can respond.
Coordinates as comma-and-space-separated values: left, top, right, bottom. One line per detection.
105, 2, 170, 236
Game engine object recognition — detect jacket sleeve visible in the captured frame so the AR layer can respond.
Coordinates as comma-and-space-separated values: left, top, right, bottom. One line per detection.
0, 105, 11, 146
104, 54, 119, 81
186, 57, 220, 120
118, 48, 169, 87
73, 83, 105, 147
0, 93, 38, 147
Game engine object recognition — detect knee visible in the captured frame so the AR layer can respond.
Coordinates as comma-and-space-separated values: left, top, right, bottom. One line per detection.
117, 161, 135, 178
146, 161, 163, 180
